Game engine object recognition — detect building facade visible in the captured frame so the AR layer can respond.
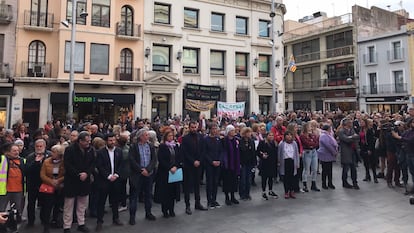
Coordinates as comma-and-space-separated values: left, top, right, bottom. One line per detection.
13, 0, 144, 131
358, 27, 411, 113
283, 6, 408, 113
142, 0, 285, 120
0, 0, 16, 128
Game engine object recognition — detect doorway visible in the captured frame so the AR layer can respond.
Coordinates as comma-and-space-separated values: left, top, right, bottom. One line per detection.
23, 99, 40, 133
151, 94, 169, 121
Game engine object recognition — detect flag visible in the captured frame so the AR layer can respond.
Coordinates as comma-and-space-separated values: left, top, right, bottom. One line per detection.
288, 54, 297, 72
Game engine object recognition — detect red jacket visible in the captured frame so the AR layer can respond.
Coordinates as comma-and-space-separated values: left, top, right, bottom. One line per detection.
271, 125, 286, 144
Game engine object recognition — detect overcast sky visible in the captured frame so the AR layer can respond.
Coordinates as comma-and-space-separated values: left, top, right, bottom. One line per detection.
283, 0, 414, 21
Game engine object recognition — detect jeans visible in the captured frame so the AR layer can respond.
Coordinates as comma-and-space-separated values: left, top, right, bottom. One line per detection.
386, 152, 401, 185
302, 149, 318, 182
239, 165, 253, 199
129, 175, 153, 217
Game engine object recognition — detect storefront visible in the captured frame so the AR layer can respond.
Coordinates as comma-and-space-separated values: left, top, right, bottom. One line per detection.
0, 86, 13, 128
323, 90, 357, 112
50, 92, 135, 124
364, 96, 409, 114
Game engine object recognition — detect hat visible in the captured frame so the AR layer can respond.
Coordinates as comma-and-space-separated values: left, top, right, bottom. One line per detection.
15, 139, 24, 146
225, 125, 235, 136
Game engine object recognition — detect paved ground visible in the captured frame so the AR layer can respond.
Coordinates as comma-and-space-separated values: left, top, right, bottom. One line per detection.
19, 164, 414, 233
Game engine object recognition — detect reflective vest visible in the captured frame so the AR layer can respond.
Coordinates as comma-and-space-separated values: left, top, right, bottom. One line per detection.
0, 155, 26, 195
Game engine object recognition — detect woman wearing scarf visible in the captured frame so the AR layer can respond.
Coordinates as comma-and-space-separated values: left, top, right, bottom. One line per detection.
317, 124, 338, 190
39, 144, 65, 233
221, 125, 240, 206
154, 129, 181, 218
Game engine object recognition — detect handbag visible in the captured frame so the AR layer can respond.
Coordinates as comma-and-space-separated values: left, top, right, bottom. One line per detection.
39, 183, 55, 194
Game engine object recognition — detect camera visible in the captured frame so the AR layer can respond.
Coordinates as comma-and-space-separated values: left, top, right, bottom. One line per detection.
5, 203, 18, 232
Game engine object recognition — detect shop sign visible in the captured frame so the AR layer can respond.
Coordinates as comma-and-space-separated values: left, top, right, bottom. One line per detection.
74, 96, 95, 103
185, 84, 221, 101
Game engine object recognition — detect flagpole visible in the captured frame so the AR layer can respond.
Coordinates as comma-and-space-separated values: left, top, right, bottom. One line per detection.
270, 0, 276, 114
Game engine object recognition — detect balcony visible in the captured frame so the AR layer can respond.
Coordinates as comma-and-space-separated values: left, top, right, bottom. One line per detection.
295, 52, 321, 63
24, 10, 53, 31
0, 3, 12, 24
362, 83, 408, 95
115, 67, 140, 81
387, 48, 405, 63
286, 77, 355, 91
21, 62, 51, 78
363, 53, 378, 65
116, 22, 141, 40
326, 45, 353, 58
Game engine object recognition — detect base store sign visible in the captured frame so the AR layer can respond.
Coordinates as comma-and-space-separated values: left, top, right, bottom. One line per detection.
217, 102, 245, 118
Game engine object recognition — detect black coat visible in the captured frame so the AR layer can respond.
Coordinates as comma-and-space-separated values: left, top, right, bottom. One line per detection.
181, 133, 204, 168
95, 147, 122, 188
63, 143, 96, 197
25, 151, 50, 191
239, 137, 256, 166
154, 143, 181, 203
256, 140, 278, 177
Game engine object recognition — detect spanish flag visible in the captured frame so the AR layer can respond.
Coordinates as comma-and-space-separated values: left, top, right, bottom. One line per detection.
288, 54, 297, 72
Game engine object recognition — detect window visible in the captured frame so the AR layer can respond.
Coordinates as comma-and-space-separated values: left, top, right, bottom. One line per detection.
236, 16, 248, 35
183, 47, 199, 74
392, 41, 402, 60
153, 45, 171, 72
64, 41, 85, 72
235, 52, 248, 76
66, 0, 87, 25
119, 5, 134, 36
30, 0, 49, 27
210, 50, 225, 75
259, 54, 270, 77
90, 43, 109, 74
28, 40, 46, 77
211, 12, 224, 32
369, 73, 377, 94
154, 2, 170, 24
184, 8, 198, 28
92, 0, 110, 27
394, 70, 404, 93
326, 30, 353, 49
367, 46, 375, 63
259, 20, 270, 37
292, 39, 320, 62
120, 48, 133, 80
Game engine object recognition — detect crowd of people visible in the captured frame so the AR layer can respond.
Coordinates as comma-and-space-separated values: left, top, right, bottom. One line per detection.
0, 108, 414, 233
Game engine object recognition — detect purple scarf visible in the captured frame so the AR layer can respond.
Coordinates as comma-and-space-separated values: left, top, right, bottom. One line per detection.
224, 137, 240, 175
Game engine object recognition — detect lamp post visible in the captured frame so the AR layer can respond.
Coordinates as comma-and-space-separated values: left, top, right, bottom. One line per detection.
67, 0, 88, 122
270, 0, 276, 114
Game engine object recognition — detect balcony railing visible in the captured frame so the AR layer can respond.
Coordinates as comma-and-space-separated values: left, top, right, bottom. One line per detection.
387, 48, 405, 62
116, 22, 141, 39
21, 62, 51, 78
326, 45, 353, 58
362, 83, 408, 95
295, 52, 321, 63
363, 53, 378, 65
24, 10, 53, 29
115, 67, 140, 81
286, 78, 355, 91
0, 3, 13, 24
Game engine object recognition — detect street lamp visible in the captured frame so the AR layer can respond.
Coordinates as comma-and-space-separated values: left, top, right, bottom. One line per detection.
269, 0, 285, 114
66, 0, 88, 123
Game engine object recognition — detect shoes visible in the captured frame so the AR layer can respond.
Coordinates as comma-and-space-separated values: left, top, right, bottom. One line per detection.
343, 182, 353, 189
129, 217, 136, 225
289, 191, 296, 199
225, 199, 232, 206
284, 193, 290, 199
299, 188, 305, 193
195, 203, 208, 211
231, 198, 239, 204
353, 184, 360, 190
395, 182, 404, 188
169, 210, 176, 217
328, 183, 336, 189
363, 177, 371, 182
387, 183, 394, 189
377, 173, 385, 178
162, 211, 169, 218
262, 192, 269, 200
322, 184, 328, 190
95, 224, 102, 232
311, 181, 320, 192
208, 202, 216, 209
213, 201, 221, 208
302, 182, 309, 192
118, 206, 128, 212
374, 178, 378, 183
113, 219, 123, 226
145, 213, 156, 221
185, 207, 192, 215
268, 191, 279, 199
64, 229, 71, 233
77, 225, 90, 233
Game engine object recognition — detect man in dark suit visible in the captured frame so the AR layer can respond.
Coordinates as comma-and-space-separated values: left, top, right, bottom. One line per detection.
128, 128, 157, 225
181, 121, 208, 215
95, 133, 123, 231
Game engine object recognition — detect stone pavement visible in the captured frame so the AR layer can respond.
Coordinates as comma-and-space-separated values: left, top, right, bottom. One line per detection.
19, 164, 414, 233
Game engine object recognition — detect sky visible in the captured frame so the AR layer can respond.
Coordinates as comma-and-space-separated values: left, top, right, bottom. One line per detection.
283, 0, 414, 21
